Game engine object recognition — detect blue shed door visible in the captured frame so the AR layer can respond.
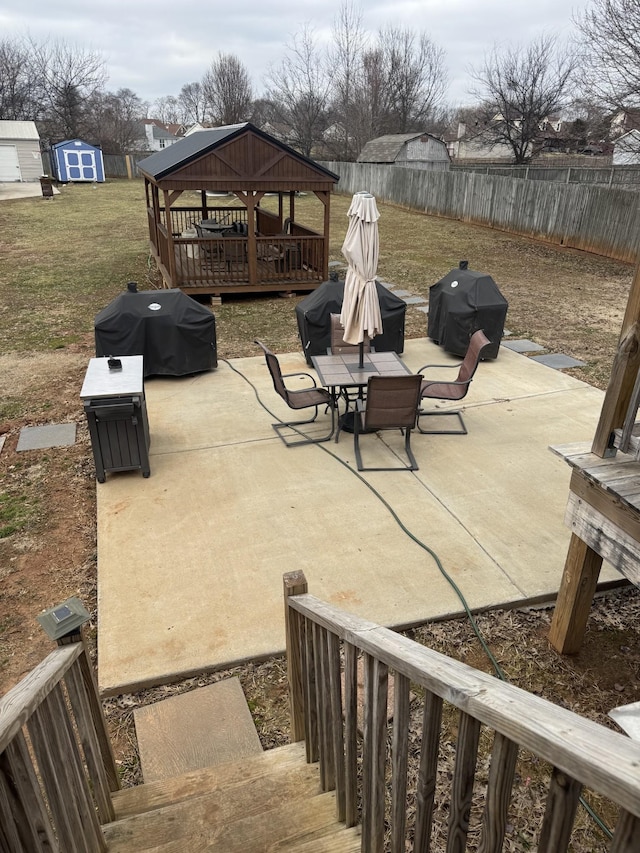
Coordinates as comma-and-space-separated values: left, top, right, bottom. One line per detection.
64, 149, 97, 181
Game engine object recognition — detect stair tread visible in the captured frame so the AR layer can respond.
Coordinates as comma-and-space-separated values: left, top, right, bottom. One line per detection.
105, 790, 344, 852
285, 825, 361, 852
113, 741, 305, 818
134, 678, 262, 782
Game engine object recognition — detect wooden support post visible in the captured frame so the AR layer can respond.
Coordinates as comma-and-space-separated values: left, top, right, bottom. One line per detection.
592, 258, 640, 456
283, 571, 308, 742
548, 533, 603, 654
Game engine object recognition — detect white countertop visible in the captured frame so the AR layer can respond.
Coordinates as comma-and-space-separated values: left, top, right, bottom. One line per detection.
80, 356, 144, 399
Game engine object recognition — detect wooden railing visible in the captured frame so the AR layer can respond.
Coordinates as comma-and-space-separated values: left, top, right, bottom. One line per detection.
0, 637, 119, 851
283, 571, 640, 852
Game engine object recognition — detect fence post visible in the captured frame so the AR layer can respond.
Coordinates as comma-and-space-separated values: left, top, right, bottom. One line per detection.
283, 570, 308, 742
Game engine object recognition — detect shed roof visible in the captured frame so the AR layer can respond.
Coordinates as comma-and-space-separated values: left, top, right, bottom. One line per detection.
138, 122, 339, 187
0, 120, 40, 141
357, 132, 445, 163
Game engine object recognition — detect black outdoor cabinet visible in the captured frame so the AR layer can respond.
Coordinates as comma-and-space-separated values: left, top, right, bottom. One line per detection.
296, 278, 406, 365
95, 286, 217, 377
428, 263, 508, 359
81, 356, 150, 483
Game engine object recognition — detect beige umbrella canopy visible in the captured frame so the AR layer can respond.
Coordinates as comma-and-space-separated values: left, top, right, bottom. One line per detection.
340, 192, 383, 367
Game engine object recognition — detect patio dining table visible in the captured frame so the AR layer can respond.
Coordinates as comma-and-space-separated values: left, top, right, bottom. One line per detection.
312, 350, 413, 439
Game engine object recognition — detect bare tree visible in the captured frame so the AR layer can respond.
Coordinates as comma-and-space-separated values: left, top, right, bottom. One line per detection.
379, 26, 448, 133
0, 37, 38, 120
470, 35, 577, 163
152, 95, 181, 124
327, 1, 368, 159
265, 26, 331, 156
574, 0, 640, 113
202, 53, 253, 126
28, 36, 106, 140
85, 88, 146, 153
178, 82, 206, 125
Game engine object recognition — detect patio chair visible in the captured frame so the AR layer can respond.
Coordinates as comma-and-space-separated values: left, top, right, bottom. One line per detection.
354, 374, 422, 471
329, 313, 372, 357
255, 340, 335, 446
417, 329, 492, 434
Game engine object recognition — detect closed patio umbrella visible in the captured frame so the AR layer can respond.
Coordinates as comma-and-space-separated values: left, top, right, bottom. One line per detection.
340, 192, 383, 368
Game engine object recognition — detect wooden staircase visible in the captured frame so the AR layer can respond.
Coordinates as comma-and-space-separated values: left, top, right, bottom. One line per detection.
103, 742, 361, 852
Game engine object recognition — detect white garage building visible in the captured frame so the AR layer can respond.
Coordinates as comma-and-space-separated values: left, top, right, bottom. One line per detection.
0, 121, 43, 182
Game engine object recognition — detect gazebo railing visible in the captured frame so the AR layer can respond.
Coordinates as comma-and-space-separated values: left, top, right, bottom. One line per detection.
283, 570, 640, 852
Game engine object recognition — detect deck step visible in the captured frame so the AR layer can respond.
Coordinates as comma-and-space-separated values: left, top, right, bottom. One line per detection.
133, 678, 262, 782
112, 742, 305, 819
104, 788, 349, 852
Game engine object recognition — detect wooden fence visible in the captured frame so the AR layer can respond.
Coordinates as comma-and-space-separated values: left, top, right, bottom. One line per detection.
452, 163, 640, 192
322, 160, 640, 263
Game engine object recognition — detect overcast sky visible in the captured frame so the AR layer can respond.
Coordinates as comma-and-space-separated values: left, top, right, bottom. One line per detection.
1, 0, 581, 109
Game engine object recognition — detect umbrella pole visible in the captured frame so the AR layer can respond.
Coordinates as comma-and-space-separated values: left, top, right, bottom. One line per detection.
359, 341, 364, 369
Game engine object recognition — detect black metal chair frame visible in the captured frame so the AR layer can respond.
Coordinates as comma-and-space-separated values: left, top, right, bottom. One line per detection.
353, 374, 422, 472
417, 330, 492, 435
255, 340, 335, 446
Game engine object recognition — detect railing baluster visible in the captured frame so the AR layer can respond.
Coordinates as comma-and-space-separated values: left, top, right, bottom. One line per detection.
64, 661, 115, 823
304, 616, 319, 764
0, 730, 58, 852
344, 642, 359, 828
319, 626, 336, 791
28, 692, 85, 853
366, 656, 388, 853
611, 809, 640, 852
537, 767, 582, 853
391, 672, 410, 853
477, 733, 519, 853
446, 710, 481, 853
361, 653, 375, 852
313, 621, 328, 791
327, 631, 346, 821
414, 690, 443, 852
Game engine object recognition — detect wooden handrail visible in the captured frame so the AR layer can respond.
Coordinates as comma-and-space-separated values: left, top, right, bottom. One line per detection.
0, 636, 119, 848
283, 572, 640, 852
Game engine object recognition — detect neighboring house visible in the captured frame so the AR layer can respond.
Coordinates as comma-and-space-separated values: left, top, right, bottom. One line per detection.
357, 133, 450, 170
136, 119, 179, 152
613, 130, 640, 165
610, 109, 640, 139
0, 120, 43, 181
446, 123, 516, 161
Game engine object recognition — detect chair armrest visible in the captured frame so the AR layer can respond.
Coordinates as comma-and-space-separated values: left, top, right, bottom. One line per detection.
417, 362, 459, 375
283, 370, 319, 388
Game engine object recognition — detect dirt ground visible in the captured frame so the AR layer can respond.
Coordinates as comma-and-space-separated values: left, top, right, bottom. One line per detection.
1, 194, 639, 848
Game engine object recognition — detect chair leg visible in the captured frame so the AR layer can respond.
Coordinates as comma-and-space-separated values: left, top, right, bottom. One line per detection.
417, 409, 467, 435
272, 404, 336, 447
354, 423, 419, 472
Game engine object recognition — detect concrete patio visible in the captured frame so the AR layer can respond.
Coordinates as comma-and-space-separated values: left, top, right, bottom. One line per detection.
96, 337, 619, 696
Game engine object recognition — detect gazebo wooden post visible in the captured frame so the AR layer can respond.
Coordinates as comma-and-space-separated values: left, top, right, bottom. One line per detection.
549, 257, 640, 653
245, 191, 262, 288
200, 190, 208, 221
321, 191, 331, 281
163, 189, 177, 284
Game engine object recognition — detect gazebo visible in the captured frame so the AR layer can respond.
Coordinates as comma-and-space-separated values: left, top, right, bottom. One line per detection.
138, 123, 339, 297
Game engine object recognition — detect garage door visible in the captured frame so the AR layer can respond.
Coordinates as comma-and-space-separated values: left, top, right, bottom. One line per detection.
0, 145, 21, 181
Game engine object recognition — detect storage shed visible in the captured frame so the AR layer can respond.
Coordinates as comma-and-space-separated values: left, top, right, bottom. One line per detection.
357, 133, 450, 171
50, 139, 105, 182
0, 121, 43, 182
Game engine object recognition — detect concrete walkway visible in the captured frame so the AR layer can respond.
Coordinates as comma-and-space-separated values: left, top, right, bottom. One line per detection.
0, 181, 59, 201
96, 338, 618, 695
